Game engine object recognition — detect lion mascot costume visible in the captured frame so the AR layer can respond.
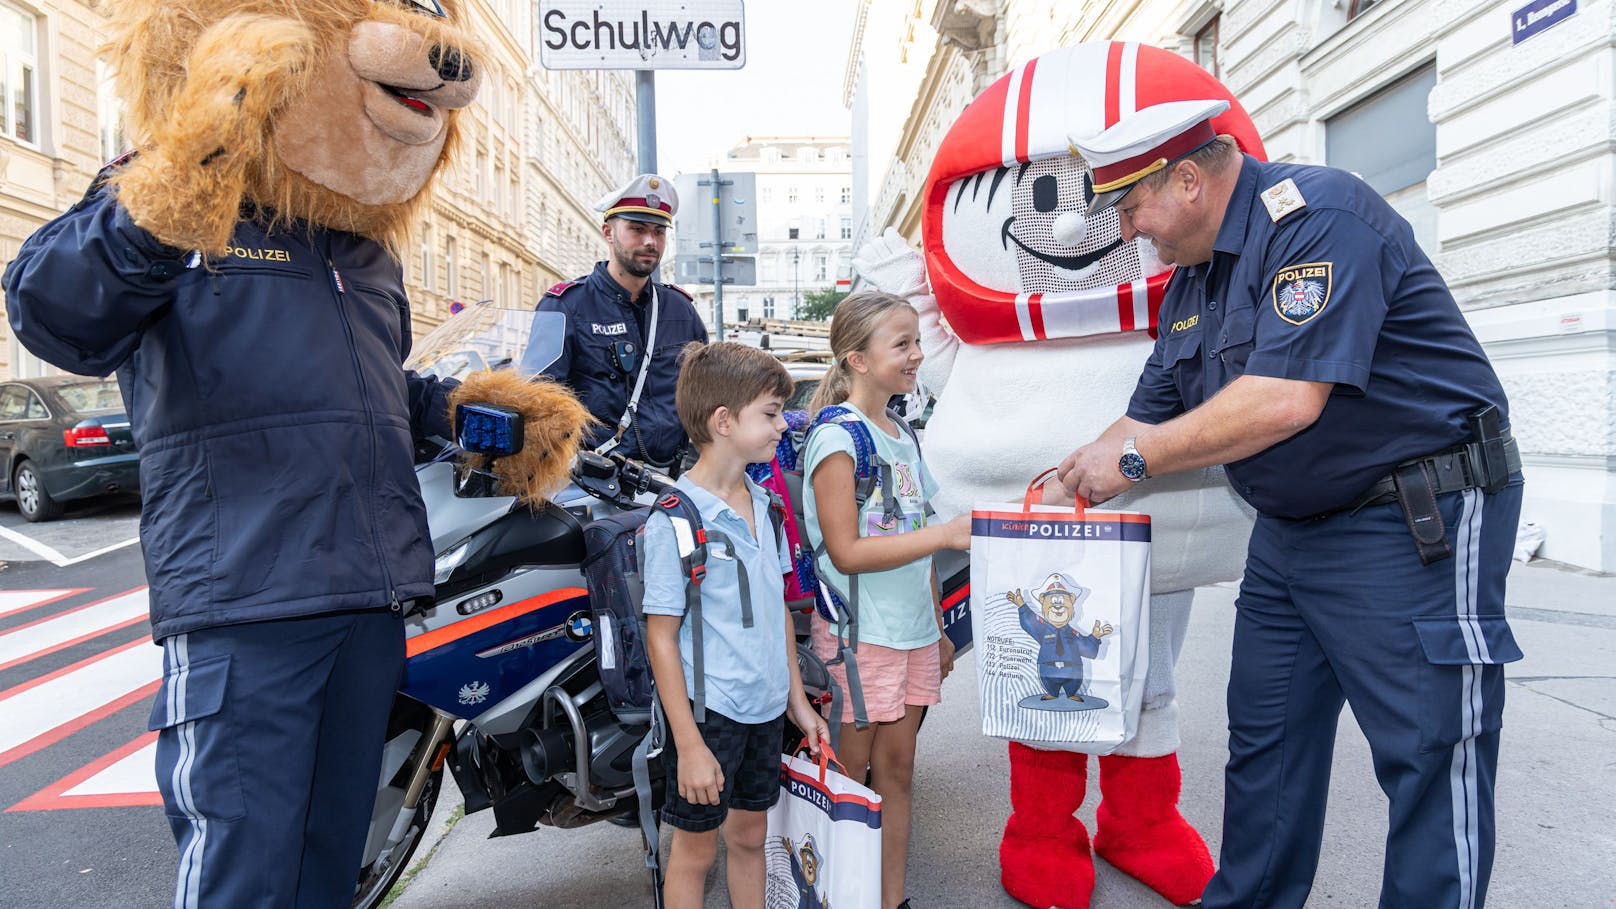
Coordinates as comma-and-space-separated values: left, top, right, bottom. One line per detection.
854, 43, 1263, 908
2, 1, 587, 905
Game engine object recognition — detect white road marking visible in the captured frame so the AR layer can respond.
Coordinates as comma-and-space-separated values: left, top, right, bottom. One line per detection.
0, 589, 78, 620
0, 639, 162, 766
63, 738, 158, 798
0, 524, 139, 568
0, 589, 149, 670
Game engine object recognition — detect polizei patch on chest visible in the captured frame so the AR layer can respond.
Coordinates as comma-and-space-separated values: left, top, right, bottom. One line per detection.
1271, 261, 1333, 325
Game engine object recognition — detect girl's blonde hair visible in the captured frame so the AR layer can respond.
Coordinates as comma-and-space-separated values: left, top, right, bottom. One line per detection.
808, 290, 916, 415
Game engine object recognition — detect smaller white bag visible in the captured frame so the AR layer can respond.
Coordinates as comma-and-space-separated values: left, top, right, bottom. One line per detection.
970, 470, 1151, 753
764, 743, 883, 909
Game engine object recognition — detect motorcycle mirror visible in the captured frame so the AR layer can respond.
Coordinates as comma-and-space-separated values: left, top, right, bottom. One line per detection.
456, 402, 524, 457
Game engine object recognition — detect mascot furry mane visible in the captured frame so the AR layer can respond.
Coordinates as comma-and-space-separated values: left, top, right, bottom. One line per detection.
103, 0, 590, 505
105, 0, 480, 256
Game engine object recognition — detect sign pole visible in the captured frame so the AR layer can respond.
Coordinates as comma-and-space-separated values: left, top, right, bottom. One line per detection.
710, 168, 724, 332
635, 70, 656, 172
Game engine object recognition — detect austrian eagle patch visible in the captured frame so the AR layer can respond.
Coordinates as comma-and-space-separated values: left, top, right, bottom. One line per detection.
1271, 261, 1333, 325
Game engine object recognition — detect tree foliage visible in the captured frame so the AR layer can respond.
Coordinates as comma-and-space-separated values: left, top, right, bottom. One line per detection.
797, 288, 847, 322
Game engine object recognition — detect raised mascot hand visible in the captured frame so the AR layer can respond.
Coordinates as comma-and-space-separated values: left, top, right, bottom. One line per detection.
113, 15, 315, 256
852, 226, 928, 298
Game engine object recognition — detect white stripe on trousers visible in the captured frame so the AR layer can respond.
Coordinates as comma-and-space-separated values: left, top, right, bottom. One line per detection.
165, 634, 207, 909
1448, 489, 1482, 909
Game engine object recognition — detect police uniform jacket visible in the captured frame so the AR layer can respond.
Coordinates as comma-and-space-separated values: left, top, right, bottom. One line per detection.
1126, 156, 1509, 519
536, 261, 707, 465
3, 183, 455, 640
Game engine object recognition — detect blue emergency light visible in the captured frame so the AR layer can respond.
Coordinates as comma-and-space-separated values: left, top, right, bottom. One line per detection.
455, 403, 524, 457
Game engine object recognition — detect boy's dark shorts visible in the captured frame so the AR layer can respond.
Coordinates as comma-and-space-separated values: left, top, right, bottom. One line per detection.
661, 707, 785, 832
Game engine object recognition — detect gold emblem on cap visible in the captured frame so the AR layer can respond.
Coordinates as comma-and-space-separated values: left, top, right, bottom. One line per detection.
1261, 178, 1307, 223
648, 177, 660, 189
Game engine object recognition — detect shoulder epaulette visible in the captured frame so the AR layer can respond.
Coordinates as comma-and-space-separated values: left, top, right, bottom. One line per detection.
664, 282, 695, 301
544, 279, 583, 298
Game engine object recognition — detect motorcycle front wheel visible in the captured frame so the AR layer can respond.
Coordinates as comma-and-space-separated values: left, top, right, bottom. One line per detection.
351, 764, 441, 909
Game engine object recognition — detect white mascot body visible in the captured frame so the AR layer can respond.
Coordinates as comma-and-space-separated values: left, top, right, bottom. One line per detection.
855, 42, 1262, 909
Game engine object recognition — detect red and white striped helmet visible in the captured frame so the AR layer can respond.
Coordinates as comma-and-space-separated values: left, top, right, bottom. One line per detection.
922, 42, 1265, 346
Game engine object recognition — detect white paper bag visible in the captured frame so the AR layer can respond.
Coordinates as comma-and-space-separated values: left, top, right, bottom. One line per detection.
970, 470, 1151, 753
764, 745, 882, 909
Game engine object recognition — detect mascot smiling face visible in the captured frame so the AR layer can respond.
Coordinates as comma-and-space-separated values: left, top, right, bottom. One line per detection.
106, 0, 482, 256
922, 43, 1265, 346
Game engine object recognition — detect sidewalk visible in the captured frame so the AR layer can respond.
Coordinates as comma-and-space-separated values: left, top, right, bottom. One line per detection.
389, 558, 1616, 908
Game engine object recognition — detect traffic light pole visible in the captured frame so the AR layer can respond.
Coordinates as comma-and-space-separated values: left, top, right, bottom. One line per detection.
635, 71, 656, 172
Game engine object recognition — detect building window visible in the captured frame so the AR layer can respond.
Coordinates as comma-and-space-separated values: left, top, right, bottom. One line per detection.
815, 219, 826, 240
763, 294, 776, 318
814, 255, 828, 282
797, 147, 816, 164
788, 226, 799, 240
840, 185, 851, 205
1, 2, 38, 145
840, 217, 852, 240
787, 186, 799, 204
814, 186, 825, 204
445, 237, 457, 298
97, 61, 127, 162
1349, 0, 1383, 18
1194, 16, 1219, 79
762, 186, 774, 203
419, 224, 433, 290
475, 150, 487, 201
1326, 65, 1438, 252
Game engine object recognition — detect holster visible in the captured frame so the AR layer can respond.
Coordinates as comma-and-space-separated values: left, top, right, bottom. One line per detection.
1392, 461, 1452, 565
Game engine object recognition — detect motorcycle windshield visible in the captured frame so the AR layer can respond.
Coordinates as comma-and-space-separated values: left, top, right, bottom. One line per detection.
406, 303, 566, 380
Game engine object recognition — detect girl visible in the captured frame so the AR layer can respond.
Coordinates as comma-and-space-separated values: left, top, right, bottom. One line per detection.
802, 290, 972, 909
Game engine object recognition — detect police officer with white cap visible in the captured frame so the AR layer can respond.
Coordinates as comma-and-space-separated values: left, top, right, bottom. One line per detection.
1056, 99, 1524, 909
537, 173, 707, 469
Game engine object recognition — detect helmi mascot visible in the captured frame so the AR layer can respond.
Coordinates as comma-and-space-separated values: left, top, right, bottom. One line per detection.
853, 43, 1264, 908
2, 1, 588, 905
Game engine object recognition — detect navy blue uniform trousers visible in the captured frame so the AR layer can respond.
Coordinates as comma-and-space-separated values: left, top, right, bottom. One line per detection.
149, 610, 404, 909
1203, 480, 1524, 909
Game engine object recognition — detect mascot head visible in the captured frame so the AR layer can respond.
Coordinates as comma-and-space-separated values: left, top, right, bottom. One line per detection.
106, 0, 482, 255
921, 42, 1265, 346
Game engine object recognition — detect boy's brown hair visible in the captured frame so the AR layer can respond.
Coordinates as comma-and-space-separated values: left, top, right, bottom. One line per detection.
676, 341, 795, 447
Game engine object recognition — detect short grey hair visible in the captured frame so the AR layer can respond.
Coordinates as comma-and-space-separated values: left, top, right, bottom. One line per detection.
1136, 135, 1241, 193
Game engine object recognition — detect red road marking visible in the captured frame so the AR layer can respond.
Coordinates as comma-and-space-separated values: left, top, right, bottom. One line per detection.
0, 588, 88, 621
0, 586, 149, 673
0, 636, 160, 771
8, 731, 162, 812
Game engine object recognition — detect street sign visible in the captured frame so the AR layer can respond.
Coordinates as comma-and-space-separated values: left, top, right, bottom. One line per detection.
672, 171, 757, 255
539, 1, 747, 70
1511, 0, 1575, 43
674, 255, 755, 286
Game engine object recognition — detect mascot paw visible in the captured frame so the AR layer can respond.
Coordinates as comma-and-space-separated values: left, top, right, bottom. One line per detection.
114, 14, 315, 254
1000, 826, 1094, 909
448, 371, 596, 508
1094, 754, 1214, 906
852, 226, 928, 298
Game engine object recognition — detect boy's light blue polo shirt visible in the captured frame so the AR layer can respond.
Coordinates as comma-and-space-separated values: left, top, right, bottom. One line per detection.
642, 474, 793, 724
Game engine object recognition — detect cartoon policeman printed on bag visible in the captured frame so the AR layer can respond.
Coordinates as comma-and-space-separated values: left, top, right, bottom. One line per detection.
780, 834, 830, 909
1010, 573, 1114, 710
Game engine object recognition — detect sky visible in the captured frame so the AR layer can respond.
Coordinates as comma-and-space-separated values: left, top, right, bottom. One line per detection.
650, 0, 859, 178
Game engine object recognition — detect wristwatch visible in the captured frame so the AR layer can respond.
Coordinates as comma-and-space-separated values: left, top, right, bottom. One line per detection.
1118, 437, 1148, 482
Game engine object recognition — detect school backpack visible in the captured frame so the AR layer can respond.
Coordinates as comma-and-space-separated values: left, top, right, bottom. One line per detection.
745, 404, 932, 740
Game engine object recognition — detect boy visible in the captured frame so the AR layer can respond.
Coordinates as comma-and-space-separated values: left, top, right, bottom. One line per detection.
643, 342, 831, 909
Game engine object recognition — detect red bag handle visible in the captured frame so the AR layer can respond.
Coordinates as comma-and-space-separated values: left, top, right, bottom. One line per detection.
792, 737, 845, 784
1022, 468, 1089, 518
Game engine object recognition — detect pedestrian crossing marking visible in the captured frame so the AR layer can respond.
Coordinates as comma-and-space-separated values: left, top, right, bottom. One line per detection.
0, 637, 162, 770
0, 589, 87, 621
0, 587, 149, 672
8, 732, 161, 812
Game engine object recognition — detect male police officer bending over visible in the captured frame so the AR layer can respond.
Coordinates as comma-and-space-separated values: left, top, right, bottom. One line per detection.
1058, 100, 1524, 909
537, 174, 707, 470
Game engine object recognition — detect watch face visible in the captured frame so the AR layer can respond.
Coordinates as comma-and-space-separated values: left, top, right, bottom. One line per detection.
1119, 451, 1147, 481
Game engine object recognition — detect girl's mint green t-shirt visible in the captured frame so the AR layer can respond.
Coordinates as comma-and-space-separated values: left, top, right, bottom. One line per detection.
802, 403, 942, 650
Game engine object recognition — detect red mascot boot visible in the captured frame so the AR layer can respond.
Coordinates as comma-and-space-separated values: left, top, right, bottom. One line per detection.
1093, 753, 1214, 906
1001, 742, 1094, 909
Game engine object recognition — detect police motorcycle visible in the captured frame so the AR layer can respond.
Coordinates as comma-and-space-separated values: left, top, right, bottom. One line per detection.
350, 302, 836, 908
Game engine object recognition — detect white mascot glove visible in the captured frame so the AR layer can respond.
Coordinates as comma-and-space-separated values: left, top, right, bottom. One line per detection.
853, 226, 929, 298
854, 227, 959, 392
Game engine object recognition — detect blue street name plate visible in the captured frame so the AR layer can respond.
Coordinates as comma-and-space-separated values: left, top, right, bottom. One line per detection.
1512, 0, 1576, 44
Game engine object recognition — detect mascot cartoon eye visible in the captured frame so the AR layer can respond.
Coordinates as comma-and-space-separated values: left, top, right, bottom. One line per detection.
1033, 175, 1058, 212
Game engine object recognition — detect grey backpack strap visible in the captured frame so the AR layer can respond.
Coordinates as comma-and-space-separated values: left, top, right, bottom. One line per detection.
703, 529, 755, 629
814, 541, 870, 751
631, 699, 666, 908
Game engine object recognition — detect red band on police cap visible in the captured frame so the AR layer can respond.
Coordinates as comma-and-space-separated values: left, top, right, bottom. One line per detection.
1090, 119, 1218, 192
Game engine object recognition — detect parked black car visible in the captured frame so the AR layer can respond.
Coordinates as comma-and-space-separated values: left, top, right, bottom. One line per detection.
0, 375, 138, 521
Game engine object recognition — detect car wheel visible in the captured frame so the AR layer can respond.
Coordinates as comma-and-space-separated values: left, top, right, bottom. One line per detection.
13, 460, 63, 522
